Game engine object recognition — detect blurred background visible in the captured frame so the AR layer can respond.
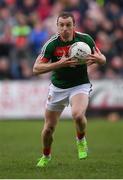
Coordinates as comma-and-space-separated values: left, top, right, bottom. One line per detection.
0, 0, 123, 121
1, 2, 123, 178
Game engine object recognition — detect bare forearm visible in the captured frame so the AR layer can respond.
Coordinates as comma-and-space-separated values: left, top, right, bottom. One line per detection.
33, 53, 80, 75
33, 61, 61, 75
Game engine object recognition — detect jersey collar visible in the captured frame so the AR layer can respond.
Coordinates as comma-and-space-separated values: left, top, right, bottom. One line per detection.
59, 31, 75, 42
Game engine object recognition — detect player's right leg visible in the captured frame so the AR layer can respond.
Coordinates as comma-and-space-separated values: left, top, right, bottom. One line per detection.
37, 83, 67, 168
36, 109, 61, 168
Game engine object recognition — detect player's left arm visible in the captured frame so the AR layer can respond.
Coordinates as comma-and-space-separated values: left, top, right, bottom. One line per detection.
86, 46, 106, 66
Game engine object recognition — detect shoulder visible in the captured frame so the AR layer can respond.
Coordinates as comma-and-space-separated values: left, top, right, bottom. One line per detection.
40, 34, 59, 56
41, 33, 59, 54
75, 31, 95, 47
76, 31, 94, 41
75, 31, 91, 37
44, 34, 59, 47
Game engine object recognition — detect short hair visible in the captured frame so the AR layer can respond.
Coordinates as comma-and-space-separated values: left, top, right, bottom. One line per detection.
57, 11, 75, 24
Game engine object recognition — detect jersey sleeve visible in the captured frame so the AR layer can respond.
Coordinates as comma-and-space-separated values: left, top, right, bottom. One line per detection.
39, 40, 54, 63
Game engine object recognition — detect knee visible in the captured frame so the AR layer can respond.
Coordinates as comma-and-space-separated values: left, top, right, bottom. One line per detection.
72, 110, 85, 122
42, 125, 55, 136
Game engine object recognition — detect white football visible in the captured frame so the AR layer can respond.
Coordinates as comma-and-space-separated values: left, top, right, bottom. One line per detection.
69, 42, 91, 64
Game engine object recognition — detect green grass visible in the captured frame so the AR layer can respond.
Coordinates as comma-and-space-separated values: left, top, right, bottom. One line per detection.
0, 119, 123, 179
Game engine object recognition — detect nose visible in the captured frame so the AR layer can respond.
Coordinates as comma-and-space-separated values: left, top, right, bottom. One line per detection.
63, 25, 67, 30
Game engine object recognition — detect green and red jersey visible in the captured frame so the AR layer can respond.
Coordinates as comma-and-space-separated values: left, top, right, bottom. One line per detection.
39, 31, 95, 89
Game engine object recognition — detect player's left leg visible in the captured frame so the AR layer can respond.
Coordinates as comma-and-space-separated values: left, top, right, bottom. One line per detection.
71, 93, 89, 159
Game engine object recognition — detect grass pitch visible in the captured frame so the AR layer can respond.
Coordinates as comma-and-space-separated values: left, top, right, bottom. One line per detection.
0, 119, 123, 179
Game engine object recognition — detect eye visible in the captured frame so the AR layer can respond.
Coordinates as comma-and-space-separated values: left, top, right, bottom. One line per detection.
59, 23, 64, 27
66, 23, 72, 27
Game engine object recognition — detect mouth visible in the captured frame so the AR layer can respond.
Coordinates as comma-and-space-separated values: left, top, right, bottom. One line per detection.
63, 31, 69, 37
63, 31, 69, 34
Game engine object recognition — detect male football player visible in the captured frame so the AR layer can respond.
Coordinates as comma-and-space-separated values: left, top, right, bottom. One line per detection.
33, 11, 106, 168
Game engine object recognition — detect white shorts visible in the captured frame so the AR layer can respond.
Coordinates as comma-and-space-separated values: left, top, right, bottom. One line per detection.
46, 83, 92, 112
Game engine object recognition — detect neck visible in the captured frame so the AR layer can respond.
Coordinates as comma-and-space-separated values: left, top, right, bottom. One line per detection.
63, 36, 73, 42
60, 31, 74, 42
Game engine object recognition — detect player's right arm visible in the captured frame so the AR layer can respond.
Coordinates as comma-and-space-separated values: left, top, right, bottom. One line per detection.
33, 54, 79, 75
33, 41, 79, 75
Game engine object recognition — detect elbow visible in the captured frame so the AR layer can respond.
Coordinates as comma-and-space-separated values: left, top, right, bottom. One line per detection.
100, 55, 106, 65
33, 66, 40, 75
102, 56, 106, 65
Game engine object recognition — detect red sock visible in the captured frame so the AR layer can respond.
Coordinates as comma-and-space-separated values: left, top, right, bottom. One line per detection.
77, 132, 85, 140
43, 148, 51, 156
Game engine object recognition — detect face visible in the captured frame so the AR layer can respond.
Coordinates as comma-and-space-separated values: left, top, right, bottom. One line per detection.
57, 17, 75, 40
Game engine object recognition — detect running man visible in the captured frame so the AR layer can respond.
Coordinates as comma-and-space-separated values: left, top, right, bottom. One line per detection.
33, 11, 106, 168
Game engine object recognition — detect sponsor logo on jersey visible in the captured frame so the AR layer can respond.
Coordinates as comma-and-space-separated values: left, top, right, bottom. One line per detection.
54, 46, 71, 57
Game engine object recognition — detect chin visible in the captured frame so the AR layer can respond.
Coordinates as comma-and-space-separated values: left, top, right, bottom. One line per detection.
63, 34, 69, 39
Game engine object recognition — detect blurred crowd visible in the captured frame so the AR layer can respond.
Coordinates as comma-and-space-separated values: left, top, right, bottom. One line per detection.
0, 0, 123, 80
